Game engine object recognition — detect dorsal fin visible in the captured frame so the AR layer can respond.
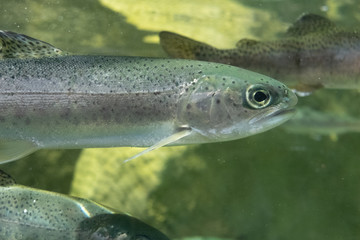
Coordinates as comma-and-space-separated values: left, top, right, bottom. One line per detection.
159, 31, 215, 59
286, 13, 337, 36
0, 169, 16, 186
236, 38, 259, 48
0, 30, 68, 59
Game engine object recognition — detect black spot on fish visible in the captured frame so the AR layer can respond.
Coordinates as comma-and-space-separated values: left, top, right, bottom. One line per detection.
25, 117, 31, 125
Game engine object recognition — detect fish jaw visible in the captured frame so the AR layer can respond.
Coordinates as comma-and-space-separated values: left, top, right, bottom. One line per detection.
247, 108, 296, 136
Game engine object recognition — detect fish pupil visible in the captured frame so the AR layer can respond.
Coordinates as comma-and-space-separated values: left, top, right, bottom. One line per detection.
254, 91, 268, 102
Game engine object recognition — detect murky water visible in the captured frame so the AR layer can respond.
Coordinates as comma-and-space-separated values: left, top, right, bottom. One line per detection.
1, 0, 360, 239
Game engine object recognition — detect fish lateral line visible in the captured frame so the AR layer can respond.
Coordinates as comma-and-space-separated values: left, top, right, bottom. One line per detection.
0, 217, 61, 232
123, 126, 192, 163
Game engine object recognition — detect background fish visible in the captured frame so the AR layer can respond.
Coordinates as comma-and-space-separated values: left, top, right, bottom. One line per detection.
282, 106, 360, 140
0, 30, 297, 163
160, 13, 360, 95
0, 169, 169, 240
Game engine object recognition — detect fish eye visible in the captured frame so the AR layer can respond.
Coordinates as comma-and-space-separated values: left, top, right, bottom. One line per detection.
246, 85, 271, 109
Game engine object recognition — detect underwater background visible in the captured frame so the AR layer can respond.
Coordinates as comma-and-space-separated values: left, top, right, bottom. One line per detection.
1, 0, 360, 239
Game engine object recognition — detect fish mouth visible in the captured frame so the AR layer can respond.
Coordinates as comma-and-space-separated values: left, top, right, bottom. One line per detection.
250, 108, 296, 127
268, 108, 296, 119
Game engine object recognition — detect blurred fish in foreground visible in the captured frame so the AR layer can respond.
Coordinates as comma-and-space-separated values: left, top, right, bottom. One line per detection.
160, 13, 360, 95
0, 169, 169, 240
282, 106, 360, 140
176, 237, 232, 240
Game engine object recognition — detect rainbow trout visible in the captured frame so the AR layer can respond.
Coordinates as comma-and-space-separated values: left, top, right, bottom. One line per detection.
283, 106, 360, 138
0, 30, 297, 163
0, 169, 169, 240
160, 13, 360, 95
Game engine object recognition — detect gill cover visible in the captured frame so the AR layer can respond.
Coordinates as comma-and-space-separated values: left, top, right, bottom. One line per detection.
176, 75, 276, 132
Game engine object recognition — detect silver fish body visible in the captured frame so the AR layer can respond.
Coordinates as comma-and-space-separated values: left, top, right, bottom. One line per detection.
0, 170, 169, 240
0, 31, 297, 163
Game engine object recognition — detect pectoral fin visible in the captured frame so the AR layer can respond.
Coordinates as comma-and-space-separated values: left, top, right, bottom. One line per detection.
123, 127, 192, 163
0, 140, 37, 163
0, 30, 68, 59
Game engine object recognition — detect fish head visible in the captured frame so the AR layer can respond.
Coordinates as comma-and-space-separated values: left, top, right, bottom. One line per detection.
76, 214, 170, 240
177, 68, 298, 142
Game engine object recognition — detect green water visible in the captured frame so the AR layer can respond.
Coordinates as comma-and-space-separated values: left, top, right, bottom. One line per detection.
1, 0, 360, 239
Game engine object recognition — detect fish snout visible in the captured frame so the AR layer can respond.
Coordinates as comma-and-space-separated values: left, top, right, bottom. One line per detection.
284, 88, 298, 109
